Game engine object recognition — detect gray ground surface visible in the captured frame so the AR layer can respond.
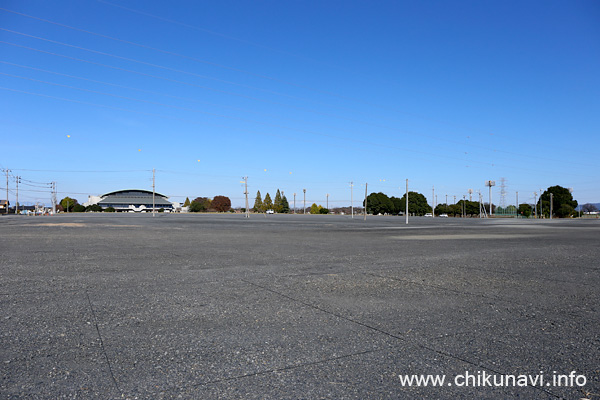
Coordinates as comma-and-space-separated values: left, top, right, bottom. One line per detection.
1, 213, 599, 399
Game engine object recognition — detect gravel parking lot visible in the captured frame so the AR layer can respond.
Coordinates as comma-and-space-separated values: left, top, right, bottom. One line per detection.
1, 213, 599, 399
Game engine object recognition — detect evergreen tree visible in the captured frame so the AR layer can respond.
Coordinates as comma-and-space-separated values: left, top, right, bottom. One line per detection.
183, 197, 191, 207
398, 191, 432, 216
253, 191, 263, 212
274, 189, 283, 213
263, 193, 273, 211
281, 195, 290, 213
540, 185, 577, 218
364, 192, 394, 215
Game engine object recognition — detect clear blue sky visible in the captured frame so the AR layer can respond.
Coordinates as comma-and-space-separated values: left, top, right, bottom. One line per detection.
1, 0, 599, 208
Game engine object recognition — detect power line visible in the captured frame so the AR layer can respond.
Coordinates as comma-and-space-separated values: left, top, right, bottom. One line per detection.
0, 28, 335, 105
3, 39, 597, 168
10, 167, 151, 173
2, 7, 598, 165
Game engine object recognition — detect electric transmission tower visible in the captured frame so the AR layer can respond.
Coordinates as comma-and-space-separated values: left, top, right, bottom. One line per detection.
499, 177, 507, 209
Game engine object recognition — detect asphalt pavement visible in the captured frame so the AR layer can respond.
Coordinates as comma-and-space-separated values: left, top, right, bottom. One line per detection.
1, 213, 599, 399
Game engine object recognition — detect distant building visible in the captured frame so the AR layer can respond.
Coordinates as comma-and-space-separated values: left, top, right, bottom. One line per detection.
85, 189, 174, 212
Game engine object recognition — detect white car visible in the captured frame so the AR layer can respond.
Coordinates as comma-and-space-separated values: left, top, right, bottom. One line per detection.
440, 213, 449, 218
424, 213, 433, 217
266, 209, 274, 214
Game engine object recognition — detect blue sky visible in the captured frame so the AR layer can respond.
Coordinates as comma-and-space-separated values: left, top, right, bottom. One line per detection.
1, 0, 599, 208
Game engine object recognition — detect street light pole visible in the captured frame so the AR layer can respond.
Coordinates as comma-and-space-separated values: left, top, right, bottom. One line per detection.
303, 189, 306, 214
364, 183, 368, 221
432, 186, 435, 218
405, 179, 409, 225
350, 182, 354, 218
15, 176, 20, 215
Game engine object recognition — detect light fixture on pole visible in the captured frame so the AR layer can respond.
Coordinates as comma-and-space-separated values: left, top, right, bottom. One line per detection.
303, 189, 306, 214
485, 180, 496, 216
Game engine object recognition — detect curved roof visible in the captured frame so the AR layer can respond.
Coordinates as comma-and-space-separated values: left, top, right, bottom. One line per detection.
98, 189, 172, 206
100, 189, 169, 199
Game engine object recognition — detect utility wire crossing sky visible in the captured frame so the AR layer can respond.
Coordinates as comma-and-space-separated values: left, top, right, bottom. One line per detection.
1, 1, 598, 207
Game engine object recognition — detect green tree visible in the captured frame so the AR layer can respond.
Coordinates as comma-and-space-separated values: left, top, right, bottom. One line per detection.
60, 197, 78, 212
273, 189, 283, 213
253, 191, 263, 212
397, 191, 432, 216
390, 196, 403, 215
435, 203, 451, 216
469, 201, 480, 216
281, 195, 290, 213
310, 203, 322, 214
319, 207, 329, 214
85, 204, 103, 212
518, 203, 532, 218
263, 193, 273, 211
557, 204, 575, 218
183, 197, 191, 207
72, 204, 86, 212
364, 192, 394, 215
189, 197, 211, 212
540, 186, 577, 218
105, 206, 115, 212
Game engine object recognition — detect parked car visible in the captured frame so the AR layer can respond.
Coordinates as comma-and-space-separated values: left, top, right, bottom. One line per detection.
440, 213, 449, 218
424, 213, 433, 217
266, 209, 274, 214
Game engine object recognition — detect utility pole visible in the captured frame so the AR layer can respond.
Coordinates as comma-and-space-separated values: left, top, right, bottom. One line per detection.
152, 168, 156, 217
405, 179, 408, 225
364, 183, 368, 221
550, 193, 553, 220
463, 195, 466, 217
486, 180, 496, 216
534, 192, 537, 218
15, 176, 20, 215
293, 193, 296, 214
303, 189, 306, 214
540, 188, 543, 218
516, 191, 518, 217
445, 194, 448, 206
432, 186, 435, 218
4, 169, 9, 213
51, 182, 57, 214
326, 193, 329, 210
350, 181, 354, 218
243, 176, 249, 218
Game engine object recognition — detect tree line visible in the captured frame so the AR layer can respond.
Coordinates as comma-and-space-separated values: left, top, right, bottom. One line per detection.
184, 196, 231, 212
364, 185, 580, 218
364, 191, 432, 216
253, 190, 290, 213
54, 185, 583, 217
